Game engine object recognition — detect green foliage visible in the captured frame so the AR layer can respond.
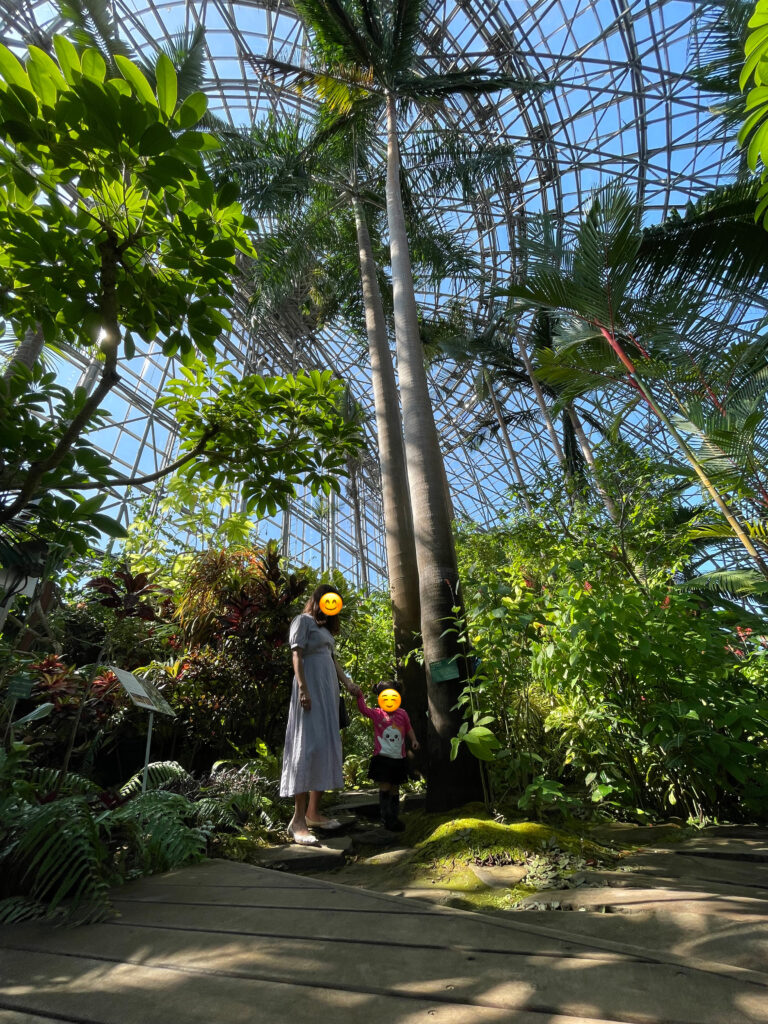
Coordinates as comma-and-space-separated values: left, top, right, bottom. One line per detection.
738, 1, 768, 227
0, 38, 255, 554
108, 790, 207, 875
455, 470, 768, 821
0, 746, 219, 923
119, 760, 192, 798
0, 38, 251, 363
158, 363, 366, 518
140, 542, 313, 763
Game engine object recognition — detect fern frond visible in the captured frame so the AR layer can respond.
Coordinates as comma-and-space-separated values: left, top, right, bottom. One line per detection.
120, 761, 192, 798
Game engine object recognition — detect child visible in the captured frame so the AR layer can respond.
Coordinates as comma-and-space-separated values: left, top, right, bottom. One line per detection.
356, 681, 419, 832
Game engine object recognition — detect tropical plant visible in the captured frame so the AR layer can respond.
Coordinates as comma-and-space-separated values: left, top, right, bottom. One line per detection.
499, 182, 768, 587
0, 746, 207, 923
256, 0, 537, 808
455, 473, 768, 820
0, 39, 254, 547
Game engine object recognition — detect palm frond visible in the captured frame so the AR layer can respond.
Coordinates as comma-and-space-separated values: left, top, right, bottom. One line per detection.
400, 68, 541, 99
635, 180, 768, 295
293, 0, 376, 70
677, 568, 768, 596
58, 0, 136, 70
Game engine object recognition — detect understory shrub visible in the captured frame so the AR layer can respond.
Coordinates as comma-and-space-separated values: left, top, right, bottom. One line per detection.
457, 467, 768, 821
0, 744, 282, 924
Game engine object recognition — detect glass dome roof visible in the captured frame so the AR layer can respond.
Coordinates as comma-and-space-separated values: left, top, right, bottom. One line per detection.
0, 0, 735, 583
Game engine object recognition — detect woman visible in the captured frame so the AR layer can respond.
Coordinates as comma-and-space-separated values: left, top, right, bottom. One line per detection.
280, 584, 361, 845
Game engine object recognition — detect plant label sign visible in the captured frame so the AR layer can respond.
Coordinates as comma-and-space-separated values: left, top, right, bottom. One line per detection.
429, 658, 460, 683
6, 676, 33, 701
110, 667, 175, 718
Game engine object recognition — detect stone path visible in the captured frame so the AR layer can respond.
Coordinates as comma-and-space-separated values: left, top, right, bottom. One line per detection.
1, 854, 768, 1024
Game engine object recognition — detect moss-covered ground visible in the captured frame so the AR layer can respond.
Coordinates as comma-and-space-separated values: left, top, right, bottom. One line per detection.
311, 805, 639, 915
217, 801, 696, 916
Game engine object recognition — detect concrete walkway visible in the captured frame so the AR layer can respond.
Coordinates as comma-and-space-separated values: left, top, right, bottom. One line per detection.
1, 858, 768, 1024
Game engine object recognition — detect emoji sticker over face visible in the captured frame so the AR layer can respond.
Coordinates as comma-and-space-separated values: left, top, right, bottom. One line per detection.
378, 688, 401, 712
318, 592, 343, 616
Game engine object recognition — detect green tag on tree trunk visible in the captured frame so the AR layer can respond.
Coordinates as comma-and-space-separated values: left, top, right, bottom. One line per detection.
429, 658, 460, 682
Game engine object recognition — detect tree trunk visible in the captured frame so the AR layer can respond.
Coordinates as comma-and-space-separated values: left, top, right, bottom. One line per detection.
385, 93, 482, 810
351, 195, 427, 746
348, 464, 369, 592
517, 331, 567, 470
566, 403, 619, 522
485, 370, 532, 514
3, 325, 44, 382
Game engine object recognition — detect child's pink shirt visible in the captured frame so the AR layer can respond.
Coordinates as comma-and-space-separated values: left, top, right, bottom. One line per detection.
356, 694, 412, 759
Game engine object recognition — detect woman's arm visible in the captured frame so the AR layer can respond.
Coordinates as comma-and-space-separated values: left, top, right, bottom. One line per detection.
332, 653, 361, 696
292, 649, 311, 712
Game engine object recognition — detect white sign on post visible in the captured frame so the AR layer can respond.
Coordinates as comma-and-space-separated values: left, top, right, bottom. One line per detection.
110, 667, 175, 718
110, 667, 175, 794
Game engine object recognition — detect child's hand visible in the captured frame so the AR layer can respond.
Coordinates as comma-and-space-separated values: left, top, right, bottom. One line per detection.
411, 739, 420, 752
346, 681, 362, 697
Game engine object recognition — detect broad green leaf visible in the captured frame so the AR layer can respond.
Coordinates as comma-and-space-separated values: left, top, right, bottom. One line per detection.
89, 513, 128, 538
81, 48, 107, 83
173, 91, 207, 129
13, 702, 54, 727
53, 35, 81, 86
138, 122, 174, 156
114, 54, 157, 107
155, 52, 177, 117
0, 43, 33, 93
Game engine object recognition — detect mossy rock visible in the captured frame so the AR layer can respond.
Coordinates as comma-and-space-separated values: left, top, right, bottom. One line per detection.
408, 810, 610, 867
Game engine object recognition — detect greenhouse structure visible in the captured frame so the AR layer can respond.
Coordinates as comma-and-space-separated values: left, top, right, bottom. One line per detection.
1, 2, 768, 1021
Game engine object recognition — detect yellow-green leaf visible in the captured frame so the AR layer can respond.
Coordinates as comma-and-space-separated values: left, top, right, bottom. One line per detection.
53, 35, 81, 86
155, 52, 177, 117
114, 54, 157, 107
81, 48, 107, 83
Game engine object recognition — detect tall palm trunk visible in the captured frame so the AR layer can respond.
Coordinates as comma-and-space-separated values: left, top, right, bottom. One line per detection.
517, 332, 567, 470
385, 93, 482, 809
600, 326, 768, 577
485, 370, 532, 514
351, 195, 426, 740
566, 403, 619, 522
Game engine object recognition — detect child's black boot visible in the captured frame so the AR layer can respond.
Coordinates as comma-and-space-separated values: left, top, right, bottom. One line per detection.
387, 790, 405, 832
379, 790, 390, 828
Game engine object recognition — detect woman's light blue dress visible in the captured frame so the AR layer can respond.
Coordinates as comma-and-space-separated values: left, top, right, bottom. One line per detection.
279, 613, 343, 797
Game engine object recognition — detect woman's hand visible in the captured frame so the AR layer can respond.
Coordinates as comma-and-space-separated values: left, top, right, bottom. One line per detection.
345, 681, 362, 697
299, 687, 311, 712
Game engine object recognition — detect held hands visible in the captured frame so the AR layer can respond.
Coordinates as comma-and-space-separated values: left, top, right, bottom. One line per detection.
345, 679, 362, 698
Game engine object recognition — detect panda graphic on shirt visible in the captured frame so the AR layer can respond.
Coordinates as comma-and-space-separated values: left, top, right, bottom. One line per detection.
379, 724, 403, 759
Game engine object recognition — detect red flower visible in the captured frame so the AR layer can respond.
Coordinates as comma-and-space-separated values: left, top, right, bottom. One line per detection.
662, 595, 670, 608
583, 581, 592, 591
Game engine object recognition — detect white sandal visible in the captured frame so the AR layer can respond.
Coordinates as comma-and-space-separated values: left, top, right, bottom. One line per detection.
287, 824, 320, 846
305, 817, 342, 831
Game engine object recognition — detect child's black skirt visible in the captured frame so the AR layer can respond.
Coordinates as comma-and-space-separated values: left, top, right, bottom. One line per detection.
367, 754, 409, 785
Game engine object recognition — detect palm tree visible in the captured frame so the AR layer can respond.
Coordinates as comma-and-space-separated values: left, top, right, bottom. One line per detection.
209, 116, 430, 737
500, 183, 768, 580
257, 0, 535, 807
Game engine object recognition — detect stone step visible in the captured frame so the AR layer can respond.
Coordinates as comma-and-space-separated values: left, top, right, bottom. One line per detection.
327, 791, 425, 819
247, 842, 346, 872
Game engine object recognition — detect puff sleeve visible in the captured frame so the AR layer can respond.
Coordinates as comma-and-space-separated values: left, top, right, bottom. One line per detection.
289, 614, 311, 651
